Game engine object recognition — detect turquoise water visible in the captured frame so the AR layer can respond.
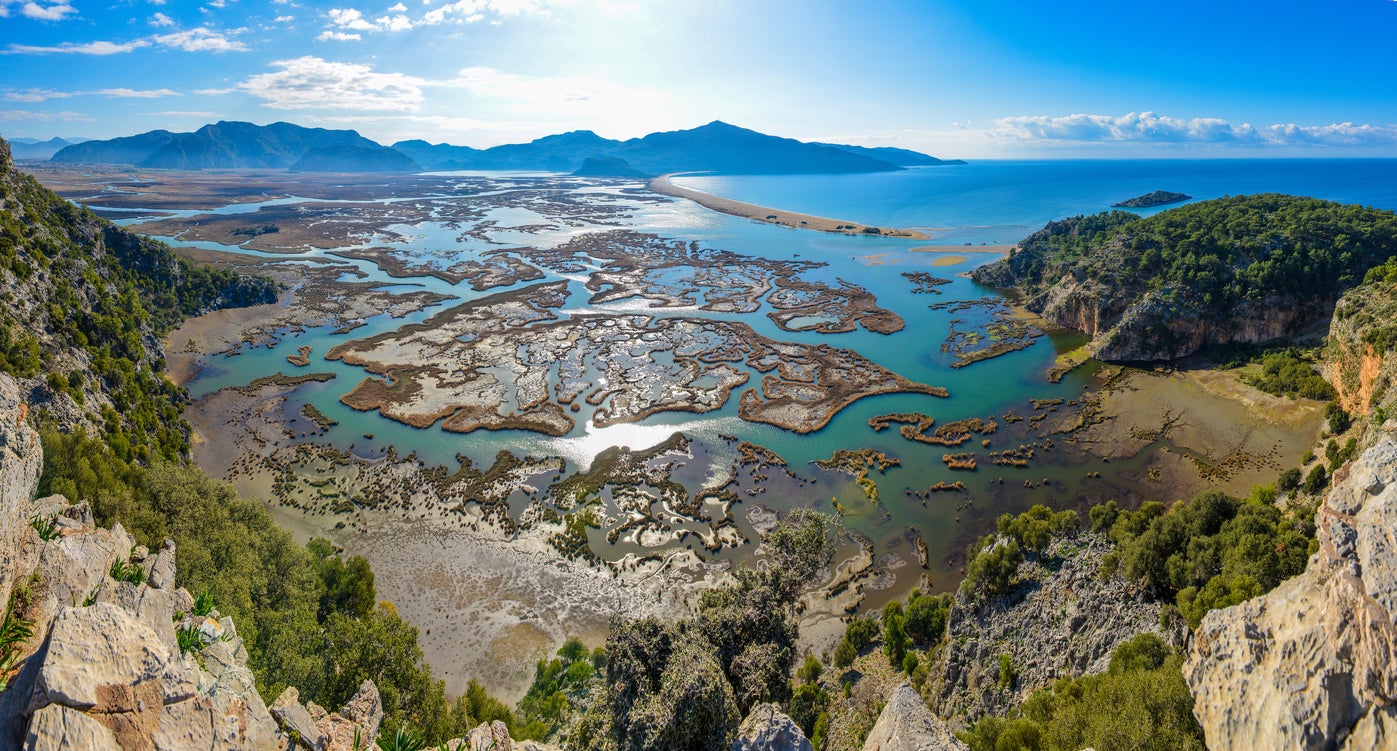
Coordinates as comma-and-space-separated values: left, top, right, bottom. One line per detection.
103, 160, 1397, 594
674, 159, 1397, 245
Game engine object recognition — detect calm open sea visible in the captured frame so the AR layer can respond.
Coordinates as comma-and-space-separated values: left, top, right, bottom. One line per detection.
674, 159, 1397, 245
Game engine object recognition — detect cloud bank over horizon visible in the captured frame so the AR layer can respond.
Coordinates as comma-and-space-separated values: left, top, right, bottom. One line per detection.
991, 112, 1397, 149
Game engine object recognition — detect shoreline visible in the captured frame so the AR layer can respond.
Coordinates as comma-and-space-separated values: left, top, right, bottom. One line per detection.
648, 174, 931, 240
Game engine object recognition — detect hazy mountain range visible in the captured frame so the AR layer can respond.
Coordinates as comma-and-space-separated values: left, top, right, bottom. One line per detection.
43, 120, 964, 175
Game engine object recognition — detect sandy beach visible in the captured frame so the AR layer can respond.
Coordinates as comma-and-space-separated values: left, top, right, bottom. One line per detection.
649, 174, 930, 240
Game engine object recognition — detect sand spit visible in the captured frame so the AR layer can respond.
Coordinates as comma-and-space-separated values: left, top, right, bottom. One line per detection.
650, 174, 930, 240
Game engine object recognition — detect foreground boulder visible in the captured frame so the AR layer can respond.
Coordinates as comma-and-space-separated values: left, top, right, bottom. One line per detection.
732, 703, 812, 751
863, 685, 966, 751
1186, 438, 1397, 749
0, 375, 382, 750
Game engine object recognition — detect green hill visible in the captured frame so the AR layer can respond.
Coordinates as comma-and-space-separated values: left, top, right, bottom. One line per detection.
972, 194, 1397, 361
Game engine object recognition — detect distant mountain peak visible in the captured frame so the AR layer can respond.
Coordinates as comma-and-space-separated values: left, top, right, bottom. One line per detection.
52, 119, 961, 175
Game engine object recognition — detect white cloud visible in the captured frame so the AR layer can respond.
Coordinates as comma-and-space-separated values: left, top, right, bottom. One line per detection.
239, 56, 426, 111
328, 7, 375, 29
325, 6, 413, 34
993, 111, 1397, 148
317, 30, 362, 40
419, 0, 548, 25
2, 88, 73, 102
0, 109, 92, 122
20, 1, 76, 21
274, 14, 294, 22
149, 12, 174, 26
96, 88, 179, 98
6, 39, 152, 54
152, 28, 248, 52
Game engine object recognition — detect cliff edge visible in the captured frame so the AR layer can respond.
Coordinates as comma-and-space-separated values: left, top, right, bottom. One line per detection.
0, 373, 383, 750
1186, 436, 1397, 749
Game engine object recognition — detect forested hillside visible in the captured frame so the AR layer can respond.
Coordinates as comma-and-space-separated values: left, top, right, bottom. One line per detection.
973, 195, 1397, 360
0, 137, 275, 459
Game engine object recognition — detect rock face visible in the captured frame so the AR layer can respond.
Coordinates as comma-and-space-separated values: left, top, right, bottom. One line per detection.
0, 381, 381, 750
1, 374, 42, 613
862, 685, 966, 751
1186, 437, 1397, 750
931, 535, 1184, 723
732, 703, 812, 751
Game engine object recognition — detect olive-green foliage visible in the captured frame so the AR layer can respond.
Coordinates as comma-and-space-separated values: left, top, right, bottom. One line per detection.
37, 429, 501, 745
961, 540, 1024, 598
960, 634, 1204, 751
1102, 491, 1311, 628
1327, 437, 1359, 472
990, 194, 1397, 315
1303, 465, 1329, 495
515, 637, 602, 740
787, 656, 830, 745
1277, 467, 1302, 492
960, 506, 1078, 599
0, 165, 275, 460
831, 615, 878, 669
574, 510, 834, 751
1326, 402, 1353, 435
996, 505, 1080, 553
1242, 350, 1337, 401
881, 601, 909, 668
904, 590, 953, 644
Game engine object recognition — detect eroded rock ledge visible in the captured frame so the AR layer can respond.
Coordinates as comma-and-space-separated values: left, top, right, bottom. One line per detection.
1186, 437, 1397, 749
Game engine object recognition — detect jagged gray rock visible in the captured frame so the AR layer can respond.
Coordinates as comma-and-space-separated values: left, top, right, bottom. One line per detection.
0, 459, 383, 751
1187, 437, 1397, 750
273, 686, 330, 751
863, 685, 966, 751
931, 534, 1183, 723
732, 702, 813, 751
0, 373, 42, 614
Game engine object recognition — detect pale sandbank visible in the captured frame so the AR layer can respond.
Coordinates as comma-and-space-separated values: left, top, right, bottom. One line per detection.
649, 174, 930, 240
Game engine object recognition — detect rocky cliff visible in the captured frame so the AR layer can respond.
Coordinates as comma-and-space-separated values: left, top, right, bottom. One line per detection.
930, 534, 1184, 724
1186, 436, 1397, 749
863, 685, 965, 751
972, 195, 1397, 362
1326, 275, 1397, 425
0, 373, 384, 750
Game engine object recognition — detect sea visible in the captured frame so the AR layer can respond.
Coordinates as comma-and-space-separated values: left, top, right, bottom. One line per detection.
132, 157, 1397, 594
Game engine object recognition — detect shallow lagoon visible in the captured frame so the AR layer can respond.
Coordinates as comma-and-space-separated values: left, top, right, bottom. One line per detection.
114, 160, 1379, 597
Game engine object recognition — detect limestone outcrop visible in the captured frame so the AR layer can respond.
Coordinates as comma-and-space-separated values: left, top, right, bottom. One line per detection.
0, 374, 381, 750
862, 684, 966, 751
1186, 437, 1397, 750
1, 374, 42, 616
931, 534, 1184, 723
732, 702, 812, 751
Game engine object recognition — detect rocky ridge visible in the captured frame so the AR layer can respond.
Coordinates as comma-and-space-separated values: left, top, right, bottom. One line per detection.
0, 372, 384, 750
863, 685, 966, 751
930, 534, 1185, 725
1186, 436, 1397, 749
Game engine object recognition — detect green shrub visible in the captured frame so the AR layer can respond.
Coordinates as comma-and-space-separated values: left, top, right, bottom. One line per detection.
1101, 490, 1312, 628
961, 539, 1023, 598
960, 634, 1204, 751
1303, 465, 1328, 495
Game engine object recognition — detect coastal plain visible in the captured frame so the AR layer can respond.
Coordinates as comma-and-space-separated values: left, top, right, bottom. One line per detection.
33, 164, 1326, 700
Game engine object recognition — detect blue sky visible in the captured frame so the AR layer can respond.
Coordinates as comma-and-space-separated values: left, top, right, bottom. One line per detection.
1, 0, 1395, 157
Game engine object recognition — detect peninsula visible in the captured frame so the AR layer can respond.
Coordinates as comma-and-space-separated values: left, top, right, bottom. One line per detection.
649, 173, 930, 239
